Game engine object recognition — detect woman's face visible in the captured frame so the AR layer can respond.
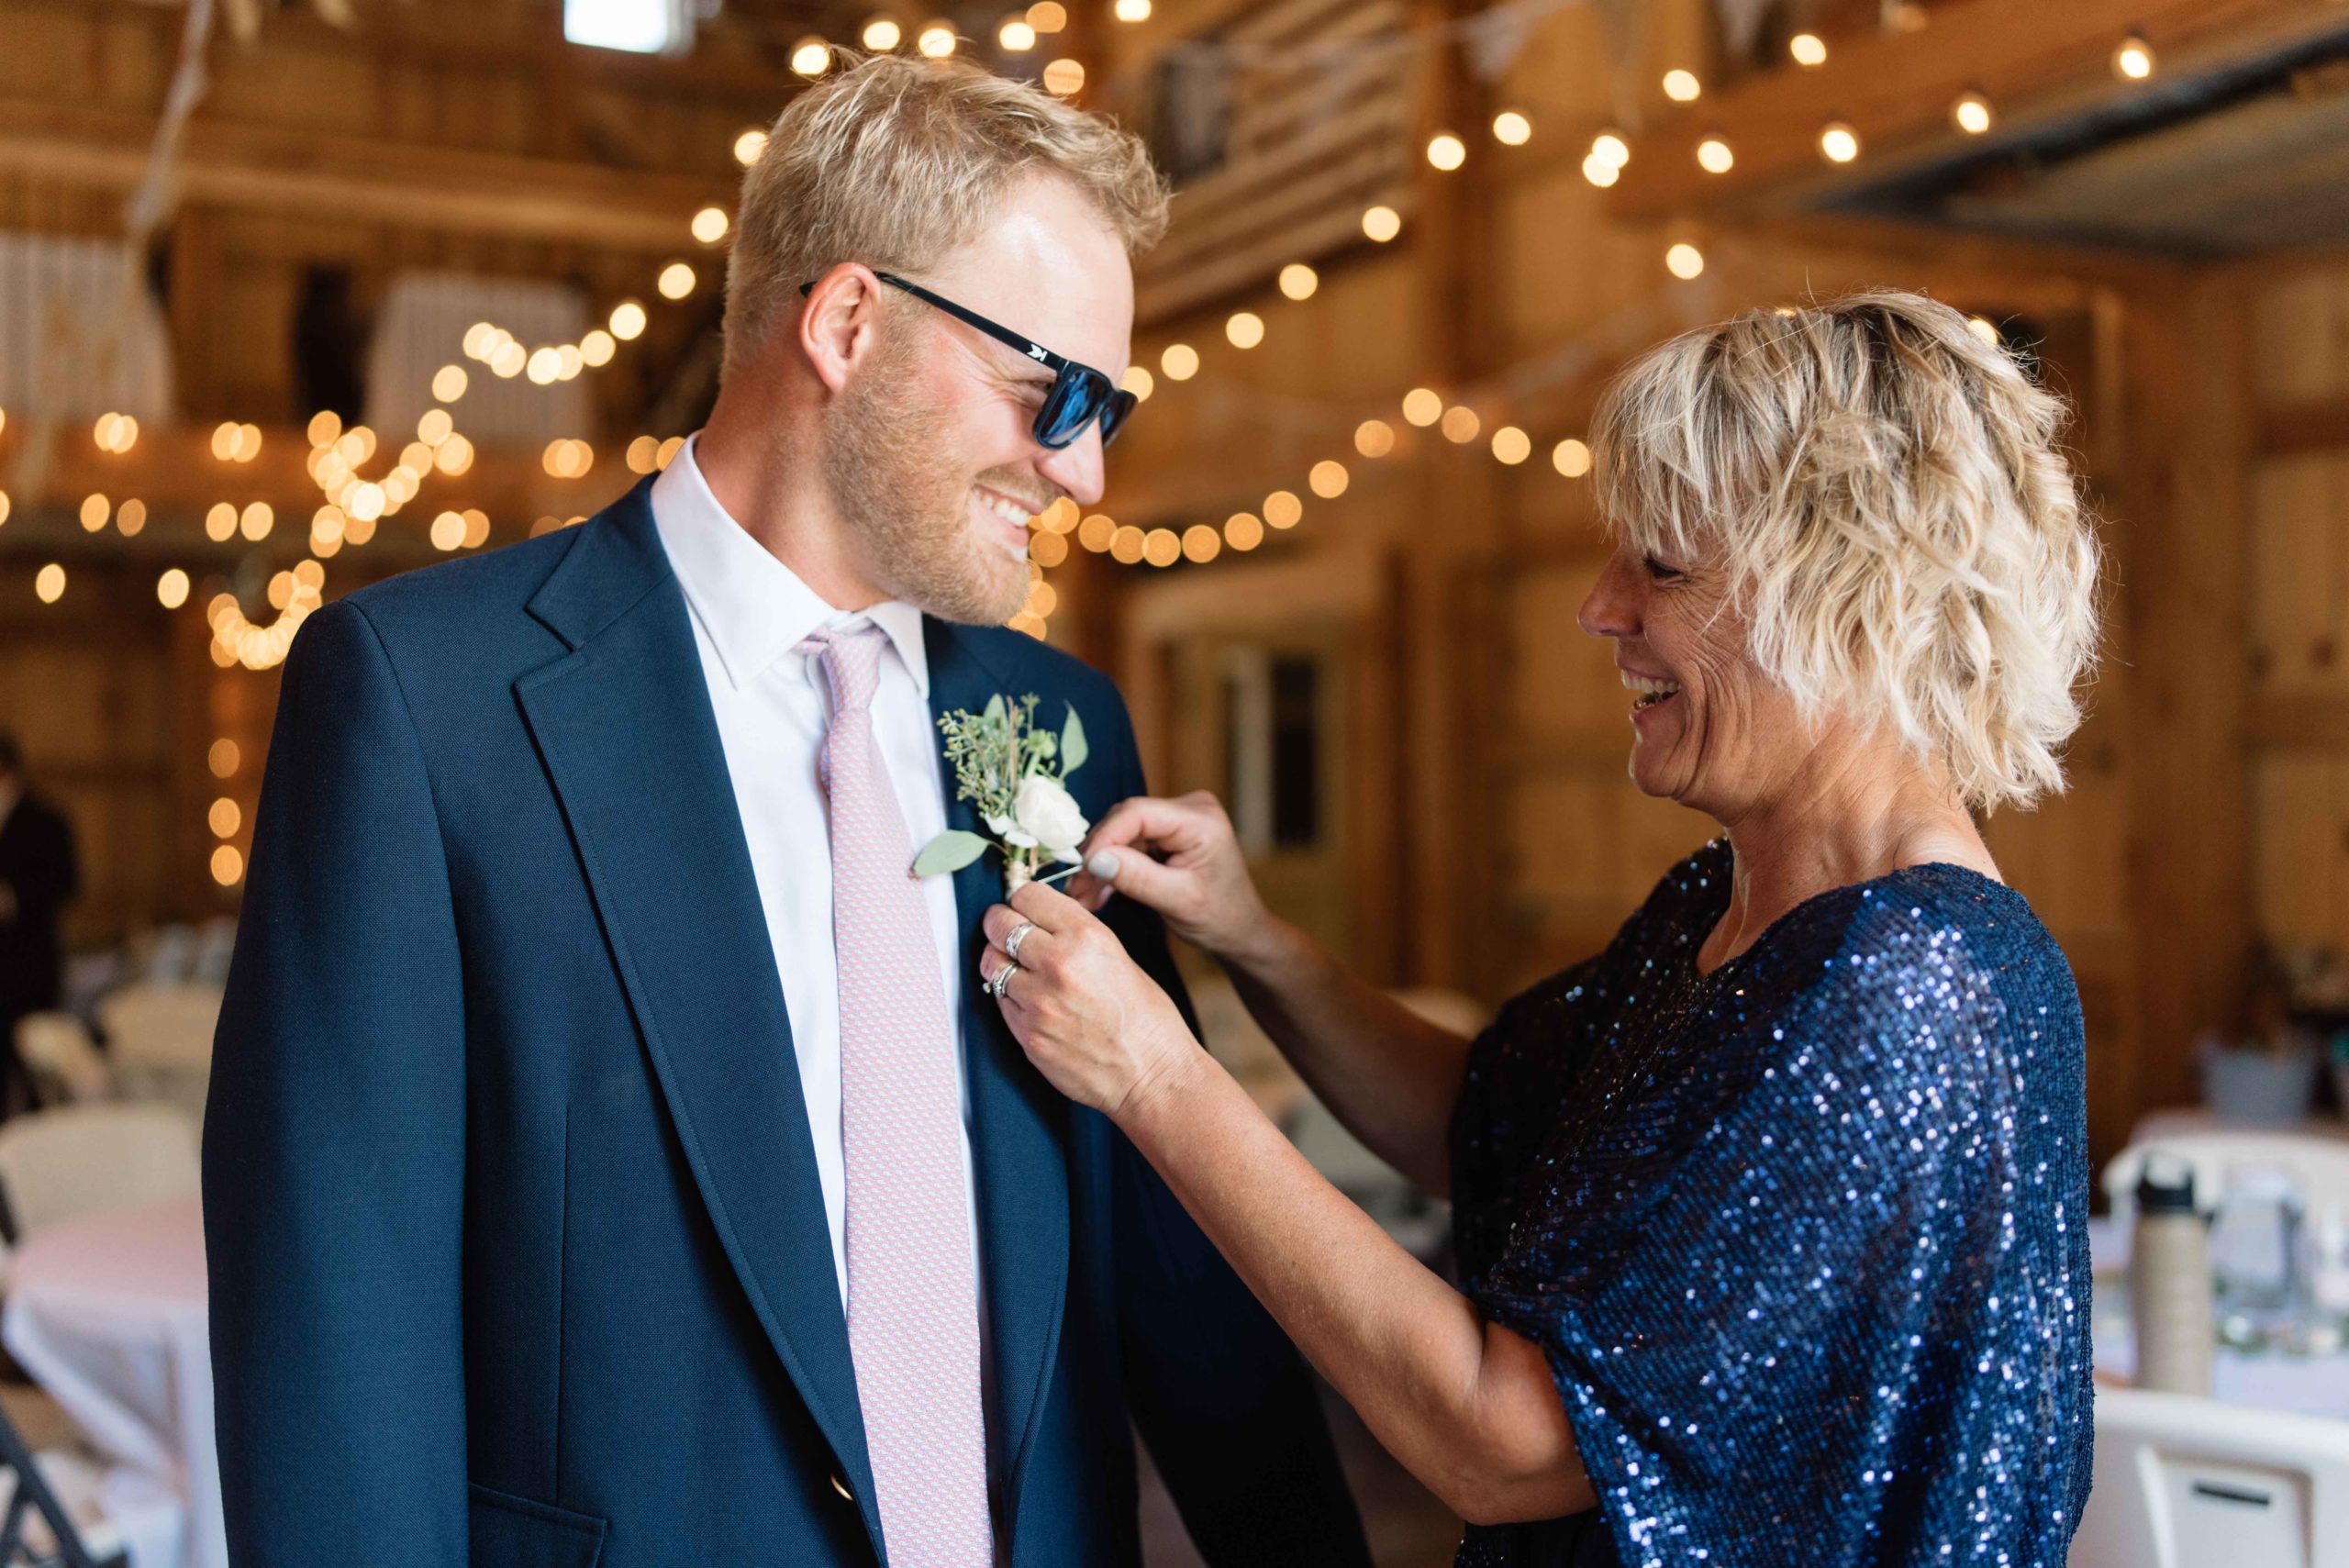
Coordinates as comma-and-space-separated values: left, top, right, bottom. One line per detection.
1577, 530, 1808, 818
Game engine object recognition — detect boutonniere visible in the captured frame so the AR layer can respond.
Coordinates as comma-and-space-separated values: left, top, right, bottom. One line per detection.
914, 694, 1090, 895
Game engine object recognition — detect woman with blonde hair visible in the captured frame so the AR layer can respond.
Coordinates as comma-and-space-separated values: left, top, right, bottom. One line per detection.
981, 291, 2099, 1566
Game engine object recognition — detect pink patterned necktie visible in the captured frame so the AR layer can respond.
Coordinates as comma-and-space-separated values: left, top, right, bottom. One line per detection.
798, 623, 994, 1567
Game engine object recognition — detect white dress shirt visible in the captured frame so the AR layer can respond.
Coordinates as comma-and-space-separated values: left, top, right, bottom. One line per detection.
649, 437, 980, 1315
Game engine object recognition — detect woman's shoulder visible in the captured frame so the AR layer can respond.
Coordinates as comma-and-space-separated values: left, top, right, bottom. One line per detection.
1769, 862, 2084, 1072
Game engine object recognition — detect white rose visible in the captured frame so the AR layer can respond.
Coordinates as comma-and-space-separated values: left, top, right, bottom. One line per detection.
1012, 774, 1090, 864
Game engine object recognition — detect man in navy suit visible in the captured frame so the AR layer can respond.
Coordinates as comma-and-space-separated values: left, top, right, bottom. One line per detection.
205, 53, 1367, 1568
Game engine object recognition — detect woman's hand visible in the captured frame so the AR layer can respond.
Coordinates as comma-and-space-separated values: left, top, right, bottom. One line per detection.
1063, 792, 1275, 962
980, 882, 1200, 1121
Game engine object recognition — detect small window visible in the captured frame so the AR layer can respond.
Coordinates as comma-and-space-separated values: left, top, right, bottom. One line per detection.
564, 0, 689, 55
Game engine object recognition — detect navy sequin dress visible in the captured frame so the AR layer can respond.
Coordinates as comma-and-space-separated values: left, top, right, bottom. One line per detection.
1449, 840, 2092, 1568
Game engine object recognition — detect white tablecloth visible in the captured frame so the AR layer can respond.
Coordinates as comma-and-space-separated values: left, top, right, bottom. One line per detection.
2, 1195, 222, 1568
2089, 1215, 2349, 1419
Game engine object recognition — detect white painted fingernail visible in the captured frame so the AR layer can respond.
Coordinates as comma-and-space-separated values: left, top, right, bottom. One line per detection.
1086, 851, 1120, 879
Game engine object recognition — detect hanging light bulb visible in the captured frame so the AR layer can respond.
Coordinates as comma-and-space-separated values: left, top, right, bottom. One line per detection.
2113, 32, 2154, 81
1788, 32, 1827, 67
861, 17, 901, 50
1696, 136, 1734, 173
1952, 91, 1994, 135
1818, 120, 1861, 163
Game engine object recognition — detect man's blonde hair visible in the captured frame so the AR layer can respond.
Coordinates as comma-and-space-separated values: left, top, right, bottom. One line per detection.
1590, 290, 2102, 812
723, 53, 1171, 380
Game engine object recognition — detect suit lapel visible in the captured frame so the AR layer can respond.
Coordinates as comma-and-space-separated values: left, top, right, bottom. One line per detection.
516, 486, 879, 1532
925, 620, 1074, 1513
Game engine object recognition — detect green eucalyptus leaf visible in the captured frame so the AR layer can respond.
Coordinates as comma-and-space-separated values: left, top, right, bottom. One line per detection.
1061, 703, 1089, 775
912, 829, 991, 877
983, 694, 1006, 726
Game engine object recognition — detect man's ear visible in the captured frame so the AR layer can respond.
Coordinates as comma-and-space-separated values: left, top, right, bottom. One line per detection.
797, 266, 886, 397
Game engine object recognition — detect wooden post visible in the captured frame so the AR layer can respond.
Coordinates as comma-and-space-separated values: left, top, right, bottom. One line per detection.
2108, 272, 2254, 1150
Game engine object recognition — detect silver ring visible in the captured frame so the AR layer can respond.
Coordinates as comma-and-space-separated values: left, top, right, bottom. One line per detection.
1004, 921, 1039, 963
987, 960, 1019, 1000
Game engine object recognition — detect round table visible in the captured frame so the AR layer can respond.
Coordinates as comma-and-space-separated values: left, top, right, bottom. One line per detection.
2089, 1215, 2349, 1418
2, 1195, 221, 1568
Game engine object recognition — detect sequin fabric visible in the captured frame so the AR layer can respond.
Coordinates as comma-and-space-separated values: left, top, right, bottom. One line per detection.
1449, 840, 2091, 1568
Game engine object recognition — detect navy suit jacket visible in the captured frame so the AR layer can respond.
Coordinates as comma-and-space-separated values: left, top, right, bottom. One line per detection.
203, 478, 1370, 1568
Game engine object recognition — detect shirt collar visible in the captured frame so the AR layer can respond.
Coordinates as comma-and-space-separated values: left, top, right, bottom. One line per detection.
649, 434, 930, 698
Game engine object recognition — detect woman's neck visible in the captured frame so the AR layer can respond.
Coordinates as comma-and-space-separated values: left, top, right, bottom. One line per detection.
1698, 748, 1997, 976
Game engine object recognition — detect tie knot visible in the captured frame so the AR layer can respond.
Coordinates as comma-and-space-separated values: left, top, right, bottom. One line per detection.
796, 622, 890, 716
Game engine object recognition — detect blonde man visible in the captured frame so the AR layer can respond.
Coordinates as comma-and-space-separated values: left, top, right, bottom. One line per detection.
206, 55, 1368, 1568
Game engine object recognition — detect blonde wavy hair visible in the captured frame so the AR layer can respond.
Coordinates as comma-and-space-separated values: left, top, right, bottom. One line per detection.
1590, 290, 2101, 812
723, 53, 1171, 382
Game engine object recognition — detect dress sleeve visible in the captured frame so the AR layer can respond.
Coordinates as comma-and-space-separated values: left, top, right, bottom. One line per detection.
1473, 917, 2085, 1568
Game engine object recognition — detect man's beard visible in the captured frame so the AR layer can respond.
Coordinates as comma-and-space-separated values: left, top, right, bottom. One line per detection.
820, 337, 1033, 627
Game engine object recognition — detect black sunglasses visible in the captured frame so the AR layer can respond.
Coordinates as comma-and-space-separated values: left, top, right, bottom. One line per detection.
798, 270, 1137, 450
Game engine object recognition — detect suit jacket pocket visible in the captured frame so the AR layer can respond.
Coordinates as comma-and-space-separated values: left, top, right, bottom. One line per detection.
468, 1482, 608, 1568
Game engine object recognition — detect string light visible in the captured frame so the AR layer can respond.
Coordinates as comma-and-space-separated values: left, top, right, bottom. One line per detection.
34, 564, 64, 604
1426, 132, 1466, 171
1819, 121, 1861, 162
1354, 419, 1396, 458
1789, 32, 1827, 66
790, 37, 831, 76
1362, 206, 1402, 242
1440, 406, 1480, 444
1041, 59, 1085, 95
1553, 438, 1592, 477
1491, 426, 1531, 465
1225, 311, 1264, 349
1224, 512, 1264, 550
211, 846, 243, 886
1141, 528, 1181, 567
1492, 109, 1532, 146
209, 740, 239, 778
1662, 69, 1701, 102
80, 495, 110, 532
1953, 92, 1994, 135
1584, 130, 1630, 188
1113, 0, 1151, 20
2113, 32, 2154, 81
917, 23, 956, 57
1665, 241, 1706, 279
610, 300, 649, 340
1161, 343, 1199, 381
1121, 365, 1154, 401
657, 262, 696, 300
1697, 137, 1734, 173
117, 499, 146, 537
733, 128, 769, 166
1401, 388, 1442, 427
691, 206, 729, 244
1181, 525, 1220, 564
95, 414, 139, 453
1308, 460, 1349, 498
1028, 3, 1065, 31
432, 364, 469, 402
209, 797, 240, 838
1000, 18, 1035, 50
157, 569, 190, 609
1278, 263, 1319, 301
1264, 491, 1302, 529
1109, 526, 1145, 563
0, 491, 11, 527
1966, 316, 2000, 345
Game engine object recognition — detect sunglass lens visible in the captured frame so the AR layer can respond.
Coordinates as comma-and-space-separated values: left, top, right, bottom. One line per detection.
1032, 374, 1094, 450
1098, 390, 1139, 448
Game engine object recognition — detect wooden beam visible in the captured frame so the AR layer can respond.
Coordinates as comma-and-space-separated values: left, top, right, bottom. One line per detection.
1604, 0, 2349, 223
0, 99, 729, 250
2259, 394, 2349, 455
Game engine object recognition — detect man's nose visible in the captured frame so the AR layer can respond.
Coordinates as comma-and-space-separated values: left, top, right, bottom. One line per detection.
1034, 422, 1107, 508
